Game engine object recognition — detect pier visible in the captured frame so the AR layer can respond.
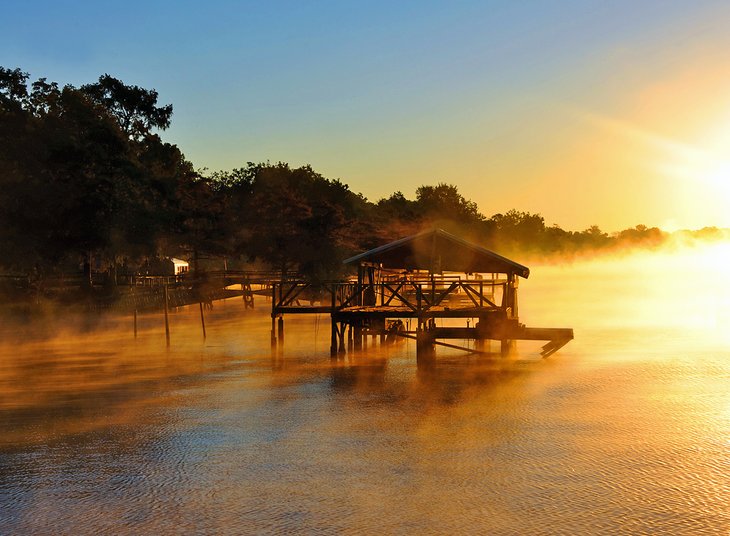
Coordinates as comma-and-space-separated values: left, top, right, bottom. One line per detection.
271, 229, 573, 362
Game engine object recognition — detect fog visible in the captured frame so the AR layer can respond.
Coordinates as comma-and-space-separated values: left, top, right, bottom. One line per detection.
1, 241, 728, 534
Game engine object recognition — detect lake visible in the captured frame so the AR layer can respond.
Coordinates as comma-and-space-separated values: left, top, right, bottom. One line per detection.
1, 243, 729, 534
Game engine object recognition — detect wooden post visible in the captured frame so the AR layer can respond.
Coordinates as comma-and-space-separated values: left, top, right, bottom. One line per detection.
512, 275, 519, 320
338, 324, 346, 354
354, 322, 362, 350
199, 302, 207, 340
278, 316, 284, 343
132, 285, 138, 338
330, 317, 337, 357
271, 315, 277, 348
357, 265, 363, 306
416, 328, 435, 365
271, 284, 277, 348
164, 284, 170, 348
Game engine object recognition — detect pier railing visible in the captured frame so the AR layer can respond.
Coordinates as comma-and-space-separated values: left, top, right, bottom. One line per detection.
272, 277, 515, 316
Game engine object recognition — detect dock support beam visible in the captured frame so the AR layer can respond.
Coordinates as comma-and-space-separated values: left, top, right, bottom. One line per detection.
354, 323, 362, 350
330, 316, 337, 357
270, 315, 276, 348
278, 316, 284, 343
416, 326, 435, 365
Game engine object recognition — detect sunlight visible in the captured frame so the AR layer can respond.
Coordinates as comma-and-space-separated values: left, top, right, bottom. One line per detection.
658, 114, 730, 201
702, 160, 730, 197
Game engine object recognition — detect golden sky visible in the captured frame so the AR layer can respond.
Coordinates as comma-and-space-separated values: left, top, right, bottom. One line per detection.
3, 1, 730, 232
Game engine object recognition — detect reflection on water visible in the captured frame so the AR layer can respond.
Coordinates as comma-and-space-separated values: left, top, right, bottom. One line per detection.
1, 244, 729, 534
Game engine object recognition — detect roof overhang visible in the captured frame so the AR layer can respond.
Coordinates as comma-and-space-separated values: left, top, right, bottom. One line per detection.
343, 229, 529, 278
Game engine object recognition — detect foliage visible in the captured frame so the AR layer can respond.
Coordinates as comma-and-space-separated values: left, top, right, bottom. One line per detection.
0, 66, 690, 285
0, 67, 198, 276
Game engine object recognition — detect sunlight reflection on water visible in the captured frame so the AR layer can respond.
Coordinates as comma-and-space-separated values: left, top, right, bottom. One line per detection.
1, 243, 729, 534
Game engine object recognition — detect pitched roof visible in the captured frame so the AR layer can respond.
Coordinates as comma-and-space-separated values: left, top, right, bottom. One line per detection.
343, 228, 530, 278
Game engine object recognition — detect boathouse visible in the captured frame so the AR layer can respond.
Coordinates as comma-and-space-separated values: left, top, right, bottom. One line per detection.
270, 229, 573, 361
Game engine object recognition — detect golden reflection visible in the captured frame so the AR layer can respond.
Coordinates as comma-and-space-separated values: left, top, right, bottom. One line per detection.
1, 244, 730, 534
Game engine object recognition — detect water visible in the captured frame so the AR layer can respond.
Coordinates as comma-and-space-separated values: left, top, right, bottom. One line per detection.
1, 244, 729, 534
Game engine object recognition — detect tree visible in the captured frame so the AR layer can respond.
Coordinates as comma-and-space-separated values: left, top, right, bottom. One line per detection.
81, 74, 172, 141
216, 162, 365, 279
415, 183, 484, 224
488, 210, 546, 251
0, 67, 195, 278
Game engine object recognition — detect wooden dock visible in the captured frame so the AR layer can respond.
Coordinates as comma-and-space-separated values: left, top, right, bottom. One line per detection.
269, 229, 573, 361
270, 277, 572, 361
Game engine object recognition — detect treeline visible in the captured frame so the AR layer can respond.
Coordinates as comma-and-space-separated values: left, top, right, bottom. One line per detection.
0, 68, 720, 282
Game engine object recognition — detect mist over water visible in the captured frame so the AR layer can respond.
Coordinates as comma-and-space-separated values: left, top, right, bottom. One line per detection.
1, 243, 729, 534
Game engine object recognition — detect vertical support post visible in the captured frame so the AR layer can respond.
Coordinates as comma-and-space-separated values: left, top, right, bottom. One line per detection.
330, 317, 337, 357
271, 315, 277, 348
164, 284, 170, 348
338, 324, 346, 354
357, 265, 363, 306
430, 274, 435, 307
347, 324, 353, 351
199, 302, 207, 340
271, 284, 277, 348
354, 322, 362, 350
479, 281, 483, 307
278, 316, 284, 343
512, 275, 519, 320
416, 328, 435, 365
132, 285, 138, 339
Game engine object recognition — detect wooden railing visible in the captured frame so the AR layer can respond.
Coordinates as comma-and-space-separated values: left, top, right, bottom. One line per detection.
272, 277, 513, 315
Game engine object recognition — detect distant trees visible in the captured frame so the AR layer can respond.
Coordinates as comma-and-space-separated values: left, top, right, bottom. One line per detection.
0, 65, 690, 286
208, 162, 368, 280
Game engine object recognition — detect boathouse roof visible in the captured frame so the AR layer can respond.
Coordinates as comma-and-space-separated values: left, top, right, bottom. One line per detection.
343, 228, 530, 278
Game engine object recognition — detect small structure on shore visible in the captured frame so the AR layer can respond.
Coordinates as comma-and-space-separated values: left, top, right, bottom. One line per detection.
271, 229, 573, 362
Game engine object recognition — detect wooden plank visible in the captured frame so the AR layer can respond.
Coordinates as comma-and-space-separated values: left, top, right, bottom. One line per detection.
274, 306, 333, 314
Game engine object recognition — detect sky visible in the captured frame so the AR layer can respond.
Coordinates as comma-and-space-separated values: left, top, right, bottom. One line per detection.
3, 0, 730, 232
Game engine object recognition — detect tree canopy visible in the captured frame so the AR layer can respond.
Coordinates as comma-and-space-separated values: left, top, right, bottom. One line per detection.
0, 66, 679, 284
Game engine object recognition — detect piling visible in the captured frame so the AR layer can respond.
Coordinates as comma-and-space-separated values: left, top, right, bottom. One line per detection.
330, 317, 337, 357
164, 285, 170, 347
270, 315, 277, 348
199, 302, 207, 339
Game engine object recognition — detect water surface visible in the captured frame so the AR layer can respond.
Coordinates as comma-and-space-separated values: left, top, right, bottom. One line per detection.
1, 244, 729, 534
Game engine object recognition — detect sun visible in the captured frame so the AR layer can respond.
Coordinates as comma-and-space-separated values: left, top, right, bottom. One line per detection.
701, 159, 730, 196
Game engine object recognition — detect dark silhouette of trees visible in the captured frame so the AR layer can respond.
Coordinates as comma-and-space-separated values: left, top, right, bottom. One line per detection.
0, 67, 197, 279
0, 65, 698, 293
81, 74, 173, 141
208, 162, 368, 280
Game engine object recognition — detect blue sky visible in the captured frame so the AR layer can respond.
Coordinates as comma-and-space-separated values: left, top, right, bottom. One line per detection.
3, 1, 730, 231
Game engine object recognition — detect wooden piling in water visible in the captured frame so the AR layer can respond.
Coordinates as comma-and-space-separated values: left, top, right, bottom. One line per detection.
164, 285, 170, 347
330, 317, 337, 357
270, 315, 276, 348
199, 302, 207, 339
